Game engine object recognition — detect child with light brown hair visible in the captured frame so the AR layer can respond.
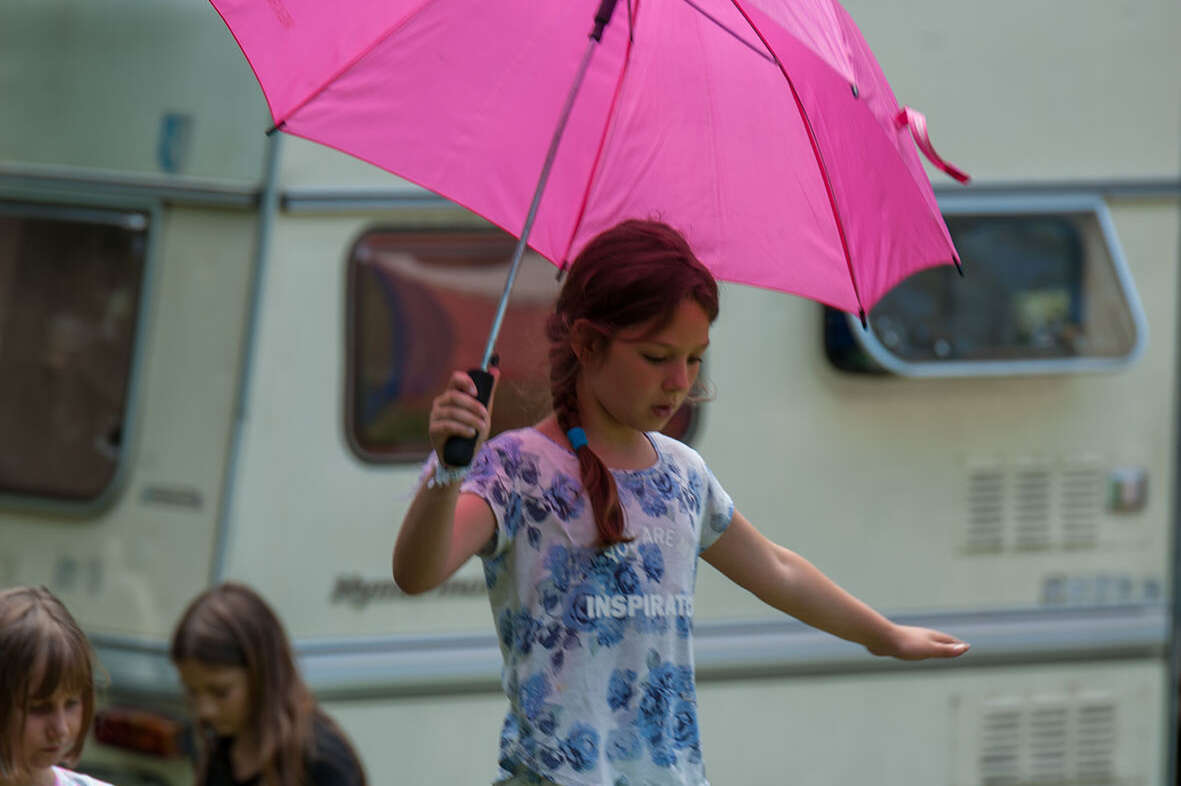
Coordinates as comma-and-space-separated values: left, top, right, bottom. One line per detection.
0, 586, 112, 786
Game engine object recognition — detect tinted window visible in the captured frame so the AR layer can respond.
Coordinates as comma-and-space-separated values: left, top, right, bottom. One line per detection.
826, 209, 1142, 375
0, 203, 149, 501
347, 228, 699, 461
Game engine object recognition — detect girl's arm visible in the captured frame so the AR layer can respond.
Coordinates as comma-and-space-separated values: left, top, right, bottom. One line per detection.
701, 512, 968, 660
392, 371, 498, 595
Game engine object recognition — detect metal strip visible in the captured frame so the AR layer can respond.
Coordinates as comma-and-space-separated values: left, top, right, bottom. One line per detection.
91, 604, 1168, 701
850, 193, 1151, 377
210, 134, 284, 582
280, 177, 1181, 213
0, 166, 258, 209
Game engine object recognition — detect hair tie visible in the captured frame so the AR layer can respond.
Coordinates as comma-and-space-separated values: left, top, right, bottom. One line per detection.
566, 427, 588, 451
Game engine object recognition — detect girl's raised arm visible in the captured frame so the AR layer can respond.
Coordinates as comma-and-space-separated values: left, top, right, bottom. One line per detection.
701, 512, 969, 660
392, 370, 498, 595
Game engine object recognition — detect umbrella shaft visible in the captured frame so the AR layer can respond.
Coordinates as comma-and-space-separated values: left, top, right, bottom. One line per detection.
480, 34, 602, 370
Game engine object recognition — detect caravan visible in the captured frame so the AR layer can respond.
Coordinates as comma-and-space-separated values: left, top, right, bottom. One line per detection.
1, 0, 1178, 783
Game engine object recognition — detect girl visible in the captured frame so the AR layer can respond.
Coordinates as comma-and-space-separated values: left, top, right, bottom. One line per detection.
393, 219, 969, 786
170, 582, 366, 786
0, 586, 112, 786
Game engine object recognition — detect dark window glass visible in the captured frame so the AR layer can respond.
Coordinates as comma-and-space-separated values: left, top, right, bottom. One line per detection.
0, 203, 148, 501
826, 212, 1139, 373
347, 228, 699, 461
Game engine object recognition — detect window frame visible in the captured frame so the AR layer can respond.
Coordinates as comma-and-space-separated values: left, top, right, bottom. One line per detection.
0, 186, 160, 516
845, 194, 1149, 377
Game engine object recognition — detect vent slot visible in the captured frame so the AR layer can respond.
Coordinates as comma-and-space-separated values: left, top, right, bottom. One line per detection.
1061, 465, 1102, 549
967, 468, 1005, 553
974, 694, 1119, 785
1013, 467, 1052, 550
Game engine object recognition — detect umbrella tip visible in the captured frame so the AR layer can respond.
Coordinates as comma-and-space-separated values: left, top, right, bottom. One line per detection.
858, 309, 868, 330
954, 257, 965, 277
266, 121, 286, 137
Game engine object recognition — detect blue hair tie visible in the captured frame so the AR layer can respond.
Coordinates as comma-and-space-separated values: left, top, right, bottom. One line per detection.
567, 427, 588, 451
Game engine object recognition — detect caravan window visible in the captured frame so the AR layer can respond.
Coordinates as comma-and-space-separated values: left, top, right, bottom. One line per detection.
346, 228, 701, 461
825, 199, 1146, 376
0, 202, 149, 502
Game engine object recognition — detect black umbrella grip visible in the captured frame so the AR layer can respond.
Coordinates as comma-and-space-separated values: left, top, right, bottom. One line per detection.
441, 368, 496, 467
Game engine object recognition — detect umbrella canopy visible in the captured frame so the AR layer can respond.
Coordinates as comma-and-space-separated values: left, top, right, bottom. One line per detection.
211, 0, 966, 315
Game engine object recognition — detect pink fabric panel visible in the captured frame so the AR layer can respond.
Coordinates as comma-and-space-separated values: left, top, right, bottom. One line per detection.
210, 0, 429, 120
572, 0, 856, 309
283, 0, 624, 257
740, 1, 958, 309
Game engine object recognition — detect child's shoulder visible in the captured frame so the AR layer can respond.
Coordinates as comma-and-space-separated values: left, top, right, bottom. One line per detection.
52, 767, 114, 786
648, 431, 709, 469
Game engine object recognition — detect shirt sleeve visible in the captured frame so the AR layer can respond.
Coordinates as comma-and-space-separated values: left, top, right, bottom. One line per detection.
697, 462, 734, 554
459, 436, 514, 559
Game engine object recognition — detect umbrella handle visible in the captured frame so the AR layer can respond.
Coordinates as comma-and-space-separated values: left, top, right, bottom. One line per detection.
441, 368, 496, 467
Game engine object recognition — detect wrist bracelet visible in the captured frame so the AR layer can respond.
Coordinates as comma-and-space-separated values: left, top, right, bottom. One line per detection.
427, 459, 469, 488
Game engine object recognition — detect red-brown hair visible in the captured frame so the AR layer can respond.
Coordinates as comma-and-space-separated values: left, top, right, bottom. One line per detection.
0, 586, 97, 779
170, 582, 366, 786
548, 219, 719, 546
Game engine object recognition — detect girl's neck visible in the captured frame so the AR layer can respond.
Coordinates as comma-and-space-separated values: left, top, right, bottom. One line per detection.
537, 414, 656, 470
229, 730, 263, 781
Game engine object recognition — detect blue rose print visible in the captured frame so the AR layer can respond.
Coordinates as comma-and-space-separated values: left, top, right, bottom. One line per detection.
649, 743, 676, 768
536, 705, 559, 736
505, 493, 525, 536
680, 470, 704, 515
607, 669, 637, 710
638, 543, 664, 582
672, 699, 699, 748
498, 609, 514, 648
606, 728, 642, 762
524, 495, 549, 522
594, 615, 625, 647
651, 470, 678, 500
536, 744, 565, 771
495, 438, 525, 478
537, 581, 563, 615
544, 545, 571, 591
637, 683, 670, 745
676, 614, 692, 639
527, 526, 541, 549
544, 473, 584, 521
561, 724, 600, 772
484, 552, 507, 589
611, 561, 641, 595
519, 673, 551, 720
563, 582, 597, 632
513, 610, 538, 655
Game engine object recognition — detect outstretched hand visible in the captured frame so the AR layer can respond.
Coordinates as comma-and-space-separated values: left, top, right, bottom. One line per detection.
428, 368, 501, 465
869, 624, 970, 661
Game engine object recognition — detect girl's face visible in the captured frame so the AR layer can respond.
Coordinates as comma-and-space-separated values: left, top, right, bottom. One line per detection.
581, 298, 711, 436
17, 688, 84, 773
176, 660, 251, 738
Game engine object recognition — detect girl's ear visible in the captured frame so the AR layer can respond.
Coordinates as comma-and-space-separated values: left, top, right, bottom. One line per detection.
570, 319, 605, 364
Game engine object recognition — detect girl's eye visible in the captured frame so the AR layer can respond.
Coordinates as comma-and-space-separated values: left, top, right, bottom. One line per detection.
642, 354, 667, 364
29, 703, 52, 715
688, 356, 703, 365
65, 697, 81, 709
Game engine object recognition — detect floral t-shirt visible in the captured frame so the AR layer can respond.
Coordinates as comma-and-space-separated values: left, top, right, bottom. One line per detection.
462, 428, 734, 786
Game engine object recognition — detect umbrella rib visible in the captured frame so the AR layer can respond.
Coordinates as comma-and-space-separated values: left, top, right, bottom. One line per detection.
678, 0, 775, 64
727, 0, 867, 321
272, 0, 441, 128
558, 1, 640, 268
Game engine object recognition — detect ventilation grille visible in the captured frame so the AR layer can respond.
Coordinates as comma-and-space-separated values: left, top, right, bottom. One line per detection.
965, 461, 1104, 554
978, 694, 1119, 785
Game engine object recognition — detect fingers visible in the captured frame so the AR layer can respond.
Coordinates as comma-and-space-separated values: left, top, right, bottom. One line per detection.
429, 369, 497, 459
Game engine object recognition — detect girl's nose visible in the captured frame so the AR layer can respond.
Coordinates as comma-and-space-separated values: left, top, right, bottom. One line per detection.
664, 361, 690, 391
50, 709, 70, 739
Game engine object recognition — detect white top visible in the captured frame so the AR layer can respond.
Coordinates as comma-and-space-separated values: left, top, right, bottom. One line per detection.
462, 428, 734, 786
53, 766, 114, 786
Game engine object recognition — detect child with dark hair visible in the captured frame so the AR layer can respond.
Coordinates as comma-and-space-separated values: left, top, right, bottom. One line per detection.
394, 219, 968, 785
170, 582, 366, 786
0, 586, 111, 786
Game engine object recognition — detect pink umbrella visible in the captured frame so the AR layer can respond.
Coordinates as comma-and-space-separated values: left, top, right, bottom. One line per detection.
210, 0, 968, 461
